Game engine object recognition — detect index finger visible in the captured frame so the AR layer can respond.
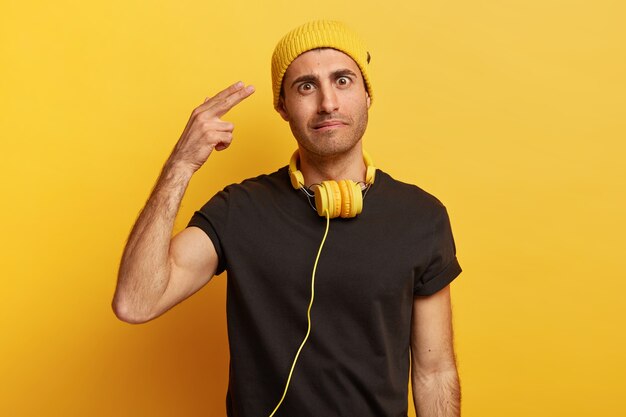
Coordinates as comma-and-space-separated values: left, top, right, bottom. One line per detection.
214, 84, 256, 117
196, 81, 248, 113
212, 81, 246, 102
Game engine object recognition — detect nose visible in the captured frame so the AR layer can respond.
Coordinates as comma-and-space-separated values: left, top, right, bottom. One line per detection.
318, 83, 339, 114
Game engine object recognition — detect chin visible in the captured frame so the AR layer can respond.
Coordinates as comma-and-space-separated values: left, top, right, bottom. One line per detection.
298, 139, 362, 159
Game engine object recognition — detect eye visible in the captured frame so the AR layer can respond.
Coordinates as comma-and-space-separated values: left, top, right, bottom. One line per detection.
336, 76, 352, 88
297, 82, 316, 94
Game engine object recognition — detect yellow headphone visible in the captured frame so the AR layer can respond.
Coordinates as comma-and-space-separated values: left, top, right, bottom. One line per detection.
288, 150, 376, 218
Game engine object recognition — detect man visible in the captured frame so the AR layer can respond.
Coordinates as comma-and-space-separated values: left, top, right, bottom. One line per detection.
113, 20, 462, 417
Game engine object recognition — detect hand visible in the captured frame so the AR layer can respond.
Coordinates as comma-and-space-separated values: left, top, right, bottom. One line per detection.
168, 81, 255, 174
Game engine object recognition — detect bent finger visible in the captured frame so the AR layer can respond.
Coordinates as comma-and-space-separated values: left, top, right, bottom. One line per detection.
213, 132, 234, 151
209, 131, 233, 145
214, 141, 232, 151
214, 120, 235, 132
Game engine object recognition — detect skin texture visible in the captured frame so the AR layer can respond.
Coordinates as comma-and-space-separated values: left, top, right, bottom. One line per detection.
411, 285, 461, 416
112, 49, 460, 417
277, 48, 371, 187
112, 82, 253, 323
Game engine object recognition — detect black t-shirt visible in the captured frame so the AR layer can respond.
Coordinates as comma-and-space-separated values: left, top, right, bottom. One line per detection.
188, 166, 462, 417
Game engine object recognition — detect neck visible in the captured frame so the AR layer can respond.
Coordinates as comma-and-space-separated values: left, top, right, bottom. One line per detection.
298, 143, 366, 187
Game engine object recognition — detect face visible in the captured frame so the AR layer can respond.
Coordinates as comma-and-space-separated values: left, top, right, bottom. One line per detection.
277, 48, 371, 158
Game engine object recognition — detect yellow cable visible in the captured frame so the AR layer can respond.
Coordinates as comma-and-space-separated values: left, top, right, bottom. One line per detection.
268, 210, 331, 417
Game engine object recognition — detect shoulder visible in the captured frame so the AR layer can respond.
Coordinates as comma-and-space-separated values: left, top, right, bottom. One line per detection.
194, 166, 291, 215
219, 166, 291, 198
373, 169, 447, 216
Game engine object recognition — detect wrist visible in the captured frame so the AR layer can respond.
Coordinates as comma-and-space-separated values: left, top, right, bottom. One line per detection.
162, 158, 196, 182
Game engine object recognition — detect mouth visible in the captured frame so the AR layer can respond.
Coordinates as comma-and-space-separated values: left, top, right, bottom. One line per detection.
312, 120, 348, 131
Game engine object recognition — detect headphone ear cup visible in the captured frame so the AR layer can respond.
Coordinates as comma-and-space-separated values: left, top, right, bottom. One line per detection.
363, 150, 376, 185
314, 181, 341, 218
314, 184, 327, 217
288, 150, 305, 189
290, 169, 305, 189
338, 180, 363, 218
338, 180, 351, 218
314, 180, 363, 219
348, 180, 363, 217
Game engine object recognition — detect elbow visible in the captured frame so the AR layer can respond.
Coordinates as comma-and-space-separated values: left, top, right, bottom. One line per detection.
111, 297, 154, 325
412, 363, 459, 388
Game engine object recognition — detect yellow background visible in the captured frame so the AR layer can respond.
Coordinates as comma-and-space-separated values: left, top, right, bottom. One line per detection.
2, 0, 625, 416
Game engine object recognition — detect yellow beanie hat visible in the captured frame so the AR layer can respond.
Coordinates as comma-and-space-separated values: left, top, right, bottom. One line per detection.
271, 20, 373, 110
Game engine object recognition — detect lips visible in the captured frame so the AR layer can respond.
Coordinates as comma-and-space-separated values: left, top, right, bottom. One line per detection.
312, 119, 348, 130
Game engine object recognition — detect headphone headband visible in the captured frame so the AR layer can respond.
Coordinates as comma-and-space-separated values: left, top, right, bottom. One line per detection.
288, 150, 376, 190
288, 150, 376, 218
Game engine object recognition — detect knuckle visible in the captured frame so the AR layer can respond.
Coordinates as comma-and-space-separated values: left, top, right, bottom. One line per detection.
193, 105, 205, 115
223, 96, 235, 108
199, 121, 212, 132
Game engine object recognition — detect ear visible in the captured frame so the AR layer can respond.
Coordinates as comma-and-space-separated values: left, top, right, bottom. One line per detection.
276, 97, 290, 121
366, 92, 371, 109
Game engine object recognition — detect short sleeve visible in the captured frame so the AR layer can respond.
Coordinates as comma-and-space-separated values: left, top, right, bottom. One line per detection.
413, 205, 462, 296
186, 190, 230, 275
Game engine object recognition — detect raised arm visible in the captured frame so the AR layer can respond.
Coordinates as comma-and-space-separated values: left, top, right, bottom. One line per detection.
411, 285, 461, 416
112, 82, 255, 324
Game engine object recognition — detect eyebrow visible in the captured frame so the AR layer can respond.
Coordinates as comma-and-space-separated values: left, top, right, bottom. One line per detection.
290, 68, 358, 89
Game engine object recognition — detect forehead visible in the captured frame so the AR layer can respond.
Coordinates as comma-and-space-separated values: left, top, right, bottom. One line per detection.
283, 48, 362, 81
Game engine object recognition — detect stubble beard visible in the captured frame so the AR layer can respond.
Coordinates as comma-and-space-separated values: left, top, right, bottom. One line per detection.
291, 107, 369, 159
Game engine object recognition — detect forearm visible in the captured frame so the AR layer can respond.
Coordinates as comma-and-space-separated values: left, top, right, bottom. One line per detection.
113, 160, 193, 323
112, 82, 254, 323
412, 367, 460, 417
